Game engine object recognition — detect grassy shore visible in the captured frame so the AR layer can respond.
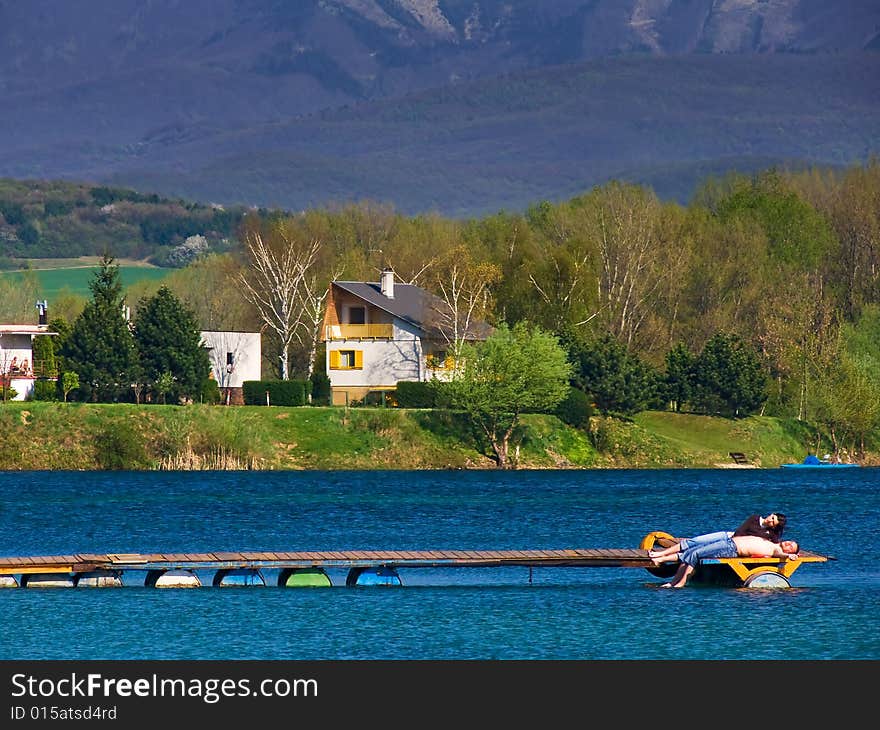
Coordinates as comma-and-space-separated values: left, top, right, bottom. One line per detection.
0, 401, 872, 471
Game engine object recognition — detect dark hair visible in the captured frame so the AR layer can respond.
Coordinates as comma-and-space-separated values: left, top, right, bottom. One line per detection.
765, 513, 787, 543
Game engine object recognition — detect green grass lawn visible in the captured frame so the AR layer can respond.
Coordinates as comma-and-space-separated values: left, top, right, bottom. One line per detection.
1, 264, 171, 299
632, 411, 816, 467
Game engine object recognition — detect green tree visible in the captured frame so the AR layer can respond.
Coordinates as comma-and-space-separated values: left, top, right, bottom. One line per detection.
154, 371, 175, 405
715, 170, 837, 270
812, 306, 880, 456
61, 371, 79, 402
0, 268, 39, 321
566, 332, 661, 415
31, 334, 57, 378
692, 333, 767, 417
133, 285, 211, 403
664, 342, 695, 413
48, 317, 72, 373
17, 220, 40, 247
441, 321, 572, 469
60, 255, 138, 402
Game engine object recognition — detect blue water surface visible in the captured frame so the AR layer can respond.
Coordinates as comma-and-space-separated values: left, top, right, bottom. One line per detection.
1, 468, 877, 660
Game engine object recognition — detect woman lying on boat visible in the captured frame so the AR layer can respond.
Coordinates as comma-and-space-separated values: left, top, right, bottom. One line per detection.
649, 512, 786, 563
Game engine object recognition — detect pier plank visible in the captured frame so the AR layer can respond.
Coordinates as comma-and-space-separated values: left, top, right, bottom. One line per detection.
212, 552, 244, 562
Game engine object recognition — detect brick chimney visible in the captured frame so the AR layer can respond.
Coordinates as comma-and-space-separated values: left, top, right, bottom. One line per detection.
380, 268, 395, 299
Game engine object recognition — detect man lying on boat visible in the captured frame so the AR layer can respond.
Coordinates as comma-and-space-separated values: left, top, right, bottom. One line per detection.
658, 535, 800, 589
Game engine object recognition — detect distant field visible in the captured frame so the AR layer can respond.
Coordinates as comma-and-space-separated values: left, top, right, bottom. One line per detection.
1, 262, 171, 299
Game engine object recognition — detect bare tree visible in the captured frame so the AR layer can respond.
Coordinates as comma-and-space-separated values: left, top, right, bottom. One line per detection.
427, 245, 500, 360
238, 228, 321, 380
298, 263, 343, 379
590, 183, 686, 349
167, 253, 255, 332
523, 200, 602, 332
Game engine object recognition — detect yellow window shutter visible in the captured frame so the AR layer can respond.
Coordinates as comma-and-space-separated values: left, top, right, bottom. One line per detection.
354, 350, 364, 369
329, 350, 340, 369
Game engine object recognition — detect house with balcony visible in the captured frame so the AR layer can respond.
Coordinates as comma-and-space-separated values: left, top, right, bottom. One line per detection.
0, 316, 58, 401
322, 268, 491, 406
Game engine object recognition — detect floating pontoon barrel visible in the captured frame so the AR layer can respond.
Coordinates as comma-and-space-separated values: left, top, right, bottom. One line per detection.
21, 573, 76, 588
0, 575, 19, 588
213, 568, 266, 587
76, 570, 123, 588
743, 571, 791, 588
345, 566, 402, 587
145, 569, 201, 588
278, 567, 332, 587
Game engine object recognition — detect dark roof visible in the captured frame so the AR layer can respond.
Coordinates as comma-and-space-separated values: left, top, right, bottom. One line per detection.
333, 280, 492, 340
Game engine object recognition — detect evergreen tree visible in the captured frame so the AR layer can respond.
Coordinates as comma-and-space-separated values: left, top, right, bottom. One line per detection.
664, 342, 695, 412
47, 317, 72, 378
692, 333, 767, 417
567, 333, 661, 415
133, 285, 210, 403
31, 334, 56, 378
60, 255, 137, 402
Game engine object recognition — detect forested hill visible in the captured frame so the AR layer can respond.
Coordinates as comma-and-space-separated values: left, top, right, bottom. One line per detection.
0, 179, 251, 267
1, 1, 878, 217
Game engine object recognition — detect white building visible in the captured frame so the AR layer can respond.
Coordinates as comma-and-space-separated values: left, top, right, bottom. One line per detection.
200, 331, 261, 405
0, 323, 57, 401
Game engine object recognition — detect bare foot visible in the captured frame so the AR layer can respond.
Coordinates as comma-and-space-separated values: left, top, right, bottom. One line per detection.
651, 553, 679, 565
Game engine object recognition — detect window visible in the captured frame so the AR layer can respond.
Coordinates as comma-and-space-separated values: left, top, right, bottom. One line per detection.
329, 350, 363, 369
348, 306, 366, 325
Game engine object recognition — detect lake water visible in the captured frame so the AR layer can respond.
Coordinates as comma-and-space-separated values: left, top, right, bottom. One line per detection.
1, 468, 878, 660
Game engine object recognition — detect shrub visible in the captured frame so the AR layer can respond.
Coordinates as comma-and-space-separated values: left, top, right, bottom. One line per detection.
588, 417, 615, 452
200, 377, 221, 405
30, 379, 58, 401
309, 371, 331, 405
95, 422, 150, 469
242, 379, 311, 406
395, 381, 436, 408
555, 386, 593, 429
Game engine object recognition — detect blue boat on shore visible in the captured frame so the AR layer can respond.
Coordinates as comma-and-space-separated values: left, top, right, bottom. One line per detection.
781, 454, 861, 469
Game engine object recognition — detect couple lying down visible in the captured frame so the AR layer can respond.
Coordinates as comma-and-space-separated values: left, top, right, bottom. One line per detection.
648, 513, 799, 588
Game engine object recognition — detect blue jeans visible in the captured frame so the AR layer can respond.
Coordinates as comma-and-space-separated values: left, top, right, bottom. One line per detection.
678, 531, 734, 552
681, 534, 738, 567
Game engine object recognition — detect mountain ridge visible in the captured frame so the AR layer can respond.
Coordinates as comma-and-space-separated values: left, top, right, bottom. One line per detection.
1, 0, 877, 216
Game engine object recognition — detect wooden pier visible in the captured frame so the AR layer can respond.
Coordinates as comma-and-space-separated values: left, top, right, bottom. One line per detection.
0, 541, 834, 589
